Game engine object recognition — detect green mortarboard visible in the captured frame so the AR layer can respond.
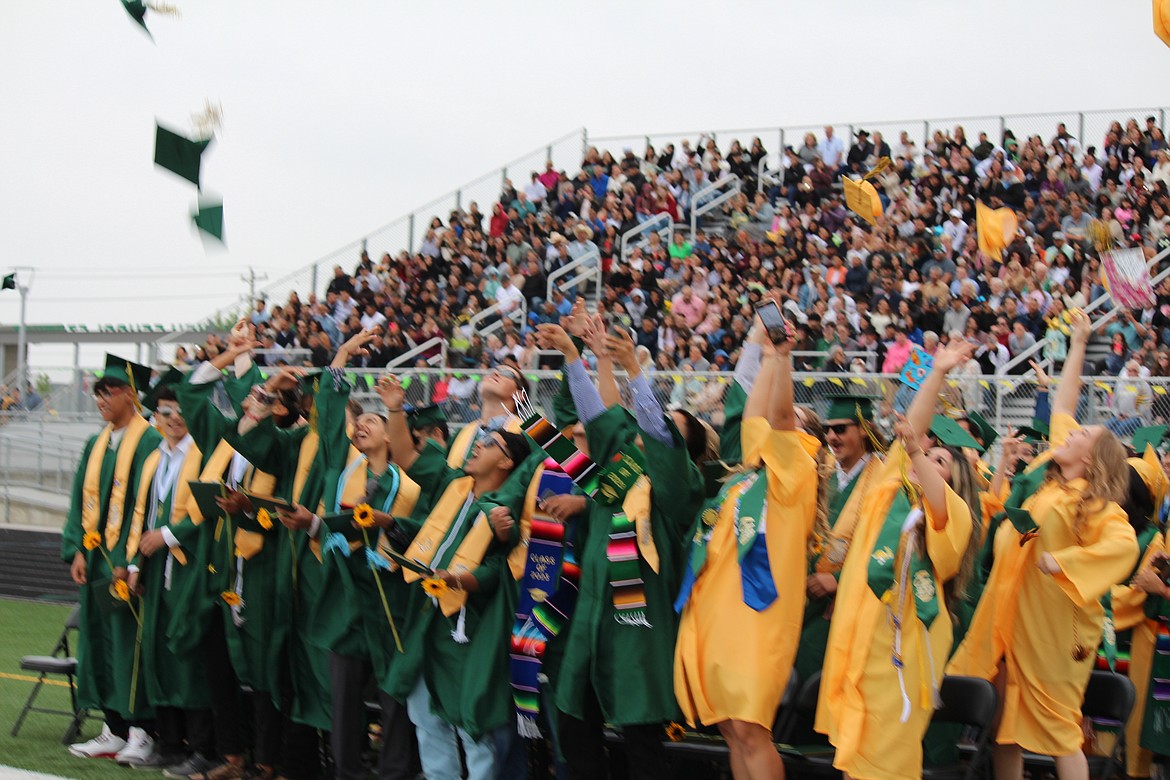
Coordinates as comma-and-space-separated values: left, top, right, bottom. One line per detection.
1133, 425, 1169, 455
192, 200, 224, 242
142, 366, 185, 412
1017, 418, 1050, 444
100, 353, 153, 396
825, 395, 875, 423
407, 404, 448, 430
1, 273, 15, 291
930, 415, 982, 451
154, 124, 212, 189
963, 410, 997, 453
119, 0, 152, 37
1003, 505, 1039, 536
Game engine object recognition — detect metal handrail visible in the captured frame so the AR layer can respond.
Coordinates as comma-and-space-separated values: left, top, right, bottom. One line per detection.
690, 174, 741, 239
547, 248, 602, 307
386, 336, 447, 369
619, 213, 673, 264
996, 243, 1170, 376
191, 128, 588, 325
468, 296, 529, 340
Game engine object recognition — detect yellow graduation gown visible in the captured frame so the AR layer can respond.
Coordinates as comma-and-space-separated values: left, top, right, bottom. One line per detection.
815, 442, 972, 780
674, 417, 819, 729
948, 413, 1139, 756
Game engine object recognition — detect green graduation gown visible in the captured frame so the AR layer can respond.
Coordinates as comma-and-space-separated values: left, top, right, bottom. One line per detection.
226, 418, 331, 729
133, 438, 212, 710
555, 406, 702, 726
62, 417, 162, 718
306, 371, 425, 696
384, 444, 524, 740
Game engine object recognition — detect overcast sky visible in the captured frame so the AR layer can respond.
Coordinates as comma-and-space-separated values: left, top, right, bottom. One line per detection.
1, 0, 1167, 344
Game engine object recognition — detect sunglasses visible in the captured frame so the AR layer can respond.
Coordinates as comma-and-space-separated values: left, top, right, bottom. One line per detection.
825, 422, 859, 435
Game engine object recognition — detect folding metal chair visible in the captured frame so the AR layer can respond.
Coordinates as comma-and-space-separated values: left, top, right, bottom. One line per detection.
10, 604, 90, 744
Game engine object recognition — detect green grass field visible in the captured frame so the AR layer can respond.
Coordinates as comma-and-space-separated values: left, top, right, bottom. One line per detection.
0, 597, 132, 780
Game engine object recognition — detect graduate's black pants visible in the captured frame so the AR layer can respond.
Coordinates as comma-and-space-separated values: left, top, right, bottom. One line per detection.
328, 652, 419, 780
155, 706, 216, 758
202, 617, 246, 757
557, 685, 668, 780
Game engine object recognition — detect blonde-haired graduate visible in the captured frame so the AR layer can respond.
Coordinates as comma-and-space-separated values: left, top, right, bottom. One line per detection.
815, 338, 981, 780
1102, 438, 1169, 778
948, 309, 1139, 780
674, 317, 821, 780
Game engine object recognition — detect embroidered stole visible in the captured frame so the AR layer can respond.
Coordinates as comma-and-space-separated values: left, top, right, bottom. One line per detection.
866, 488, 941, 722
510, 464, 577, 736
82, 415, 152, 551
676, 468, 772, 612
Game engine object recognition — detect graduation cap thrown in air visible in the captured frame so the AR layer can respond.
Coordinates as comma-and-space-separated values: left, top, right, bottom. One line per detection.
154, 124, 212, 189
119, 0, 152, 37
840, 157, 891, 227
192, 200, 224, 242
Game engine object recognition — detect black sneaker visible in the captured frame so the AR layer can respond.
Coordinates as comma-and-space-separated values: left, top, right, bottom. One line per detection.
163, 754, 219, 779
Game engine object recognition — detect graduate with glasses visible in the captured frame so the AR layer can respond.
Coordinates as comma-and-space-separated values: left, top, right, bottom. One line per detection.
793, 392, 886, 682
64, 356, 163, 761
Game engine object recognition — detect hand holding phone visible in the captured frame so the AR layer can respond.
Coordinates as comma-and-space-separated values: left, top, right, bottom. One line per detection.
755, 300, 791, 345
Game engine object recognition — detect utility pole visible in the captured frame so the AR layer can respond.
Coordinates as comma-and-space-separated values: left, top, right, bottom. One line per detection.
241, 266, 268, 311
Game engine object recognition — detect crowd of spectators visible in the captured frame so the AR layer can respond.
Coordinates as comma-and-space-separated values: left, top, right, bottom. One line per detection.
174, 114, 1170, 402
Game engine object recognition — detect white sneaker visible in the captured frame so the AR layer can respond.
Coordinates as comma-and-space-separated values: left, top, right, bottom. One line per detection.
115, 727, 156, 766
68, 723, 128, 759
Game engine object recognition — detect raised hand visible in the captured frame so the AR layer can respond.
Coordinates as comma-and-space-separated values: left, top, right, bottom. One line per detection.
376, 375, 406, 410
932, 338, 975, 373
605, 327, 638, 374
266, 366, 305, 392
581, 314, 610, 359
535, 323, 577, 357
1027, 360, 1050, 389
1069, 309, 1090, 344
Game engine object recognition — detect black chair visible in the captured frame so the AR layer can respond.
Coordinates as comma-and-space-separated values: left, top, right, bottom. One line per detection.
10, 604, 89, 744
1022, 671, 1136, 780
784, 674, 997, 780
921, 676, 999, 780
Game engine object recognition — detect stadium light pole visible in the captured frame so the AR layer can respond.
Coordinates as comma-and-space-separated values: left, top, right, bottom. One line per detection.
11, 266, 33, 394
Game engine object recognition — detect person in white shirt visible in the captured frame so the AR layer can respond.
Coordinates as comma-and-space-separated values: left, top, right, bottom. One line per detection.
818, 126, 846, 170
332, 290, 356, 326
494, 274, 525, 315
941, 208, 968, 248
1080, 152, 1104, 191
359, 302, 387, 332
525, 172, 548, 205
